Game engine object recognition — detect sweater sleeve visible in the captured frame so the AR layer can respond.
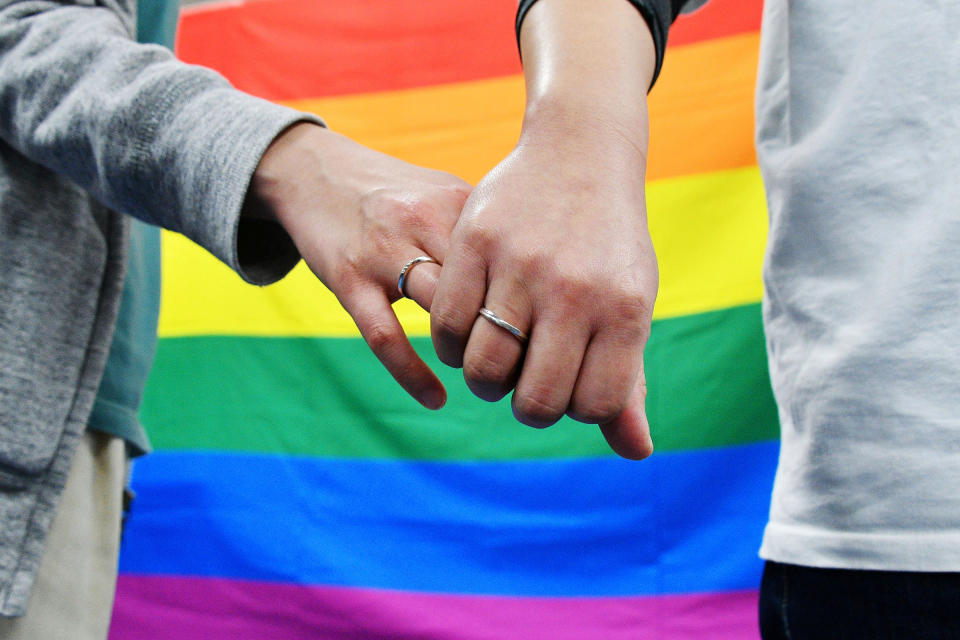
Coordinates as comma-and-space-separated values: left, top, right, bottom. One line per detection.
515, 0, 707, 88
0, 0, 323, 284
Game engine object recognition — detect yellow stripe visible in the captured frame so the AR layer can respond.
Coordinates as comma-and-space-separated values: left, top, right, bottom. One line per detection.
157, 165, 766, 337
158, 237, 430, 338
648, 165, 767, 320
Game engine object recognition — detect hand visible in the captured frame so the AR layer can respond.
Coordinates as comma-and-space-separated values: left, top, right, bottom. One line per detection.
245, 123, 470, 410
430, 113, 658, 459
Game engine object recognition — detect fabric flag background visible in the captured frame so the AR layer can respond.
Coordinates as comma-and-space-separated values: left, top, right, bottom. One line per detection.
109, 0, 776, 637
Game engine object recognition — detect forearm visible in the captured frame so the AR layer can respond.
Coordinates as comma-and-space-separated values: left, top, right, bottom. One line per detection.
517, 0, 657, 169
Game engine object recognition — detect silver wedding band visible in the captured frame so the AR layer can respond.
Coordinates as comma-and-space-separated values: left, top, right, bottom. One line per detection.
397, 256, 438, 298
478, 307, 528, 344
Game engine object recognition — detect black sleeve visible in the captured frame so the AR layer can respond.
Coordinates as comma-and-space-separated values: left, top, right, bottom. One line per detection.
515, 0, 689, 89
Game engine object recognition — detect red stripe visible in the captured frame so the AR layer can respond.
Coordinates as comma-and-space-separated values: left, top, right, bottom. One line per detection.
176, 0, 761, 101
176, 0, 522, 100
110, 575, 759, 640
670, 0, 764, 48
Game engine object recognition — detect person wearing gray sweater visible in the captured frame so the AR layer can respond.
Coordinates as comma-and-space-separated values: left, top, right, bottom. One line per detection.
0, 0, 472, 635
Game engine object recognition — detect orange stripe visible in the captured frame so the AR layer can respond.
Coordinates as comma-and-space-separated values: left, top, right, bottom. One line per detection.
283, 75, 523, 185
279, 32, 758, 183
648, 31, 759, 181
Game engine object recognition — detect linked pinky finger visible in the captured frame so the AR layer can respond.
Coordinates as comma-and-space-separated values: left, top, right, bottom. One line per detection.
598, 366, 653, 461
341, 285, 447, 410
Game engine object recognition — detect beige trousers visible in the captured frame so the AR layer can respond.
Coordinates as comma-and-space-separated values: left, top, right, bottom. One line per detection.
0, 431, 127, 640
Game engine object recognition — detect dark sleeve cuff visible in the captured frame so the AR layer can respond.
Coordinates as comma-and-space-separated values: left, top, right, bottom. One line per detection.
235, 217, 302, 285
515, 0, 689, 89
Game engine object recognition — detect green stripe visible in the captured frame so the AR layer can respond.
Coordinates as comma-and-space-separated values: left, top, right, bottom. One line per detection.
141, 303, 778, 460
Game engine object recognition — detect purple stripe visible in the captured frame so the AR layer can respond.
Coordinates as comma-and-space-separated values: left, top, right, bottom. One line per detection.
110, 575, 759, 639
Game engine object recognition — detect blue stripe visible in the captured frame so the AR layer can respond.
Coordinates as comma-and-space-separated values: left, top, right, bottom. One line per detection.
120, 441, 777, 596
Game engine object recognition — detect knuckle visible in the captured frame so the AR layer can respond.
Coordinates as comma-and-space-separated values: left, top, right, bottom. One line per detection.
549, 272, 593, 309
431, 308, 466, 343
568, 394, 627, 425
583, 281, 653, 341
611, 292, 652, 326
450, 183, 471, 204
363, 321, 400, 355
430, 310, 470, 368
439, 179, 471, 207
362, 189, 432, 227
608, 298, 652, 343
458, 218, 499, 255
463, 350, 512, 389
512, 385, 566, 428
515, 250, 551, 280
395, 198, 431, 228
524, 258, 656, 328
369, 226, 396, 257
521, 260, 597, 312
330, 256, 364, 296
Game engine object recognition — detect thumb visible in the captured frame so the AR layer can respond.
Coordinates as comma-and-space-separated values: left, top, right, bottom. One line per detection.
598, 365, 653, 460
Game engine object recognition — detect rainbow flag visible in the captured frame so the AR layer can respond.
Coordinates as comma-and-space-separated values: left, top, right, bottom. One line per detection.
109, 0, 776, 637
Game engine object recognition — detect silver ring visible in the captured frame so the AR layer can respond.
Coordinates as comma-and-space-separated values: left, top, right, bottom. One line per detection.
478, 307, 528, 344
397, 256, 438, 298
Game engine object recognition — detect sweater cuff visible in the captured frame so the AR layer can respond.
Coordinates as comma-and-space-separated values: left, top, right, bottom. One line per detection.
163, 86, 324, 285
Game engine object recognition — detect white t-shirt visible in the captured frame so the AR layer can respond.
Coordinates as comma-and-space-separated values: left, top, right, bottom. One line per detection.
755, 0, 960, 570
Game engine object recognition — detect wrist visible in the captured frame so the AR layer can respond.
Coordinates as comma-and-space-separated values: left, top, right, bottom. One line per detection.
519, 94, 650, 168
516, 0, 655, 163
243, 122, 326, 226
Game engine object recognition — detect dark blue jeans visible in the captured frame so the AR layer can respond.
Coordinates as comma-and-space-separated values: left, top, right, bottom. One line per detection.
760, 561, 960, 639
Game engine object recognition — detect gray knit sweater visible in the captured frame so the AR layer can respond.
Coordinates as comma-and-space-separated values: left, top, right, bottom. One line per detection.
0, 0, 318, 615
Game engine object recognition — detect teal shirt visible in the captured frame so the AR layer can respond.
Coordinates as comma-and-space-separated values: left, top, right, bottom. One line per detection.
88, 0, 178, 455
136, 0, 180, 48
